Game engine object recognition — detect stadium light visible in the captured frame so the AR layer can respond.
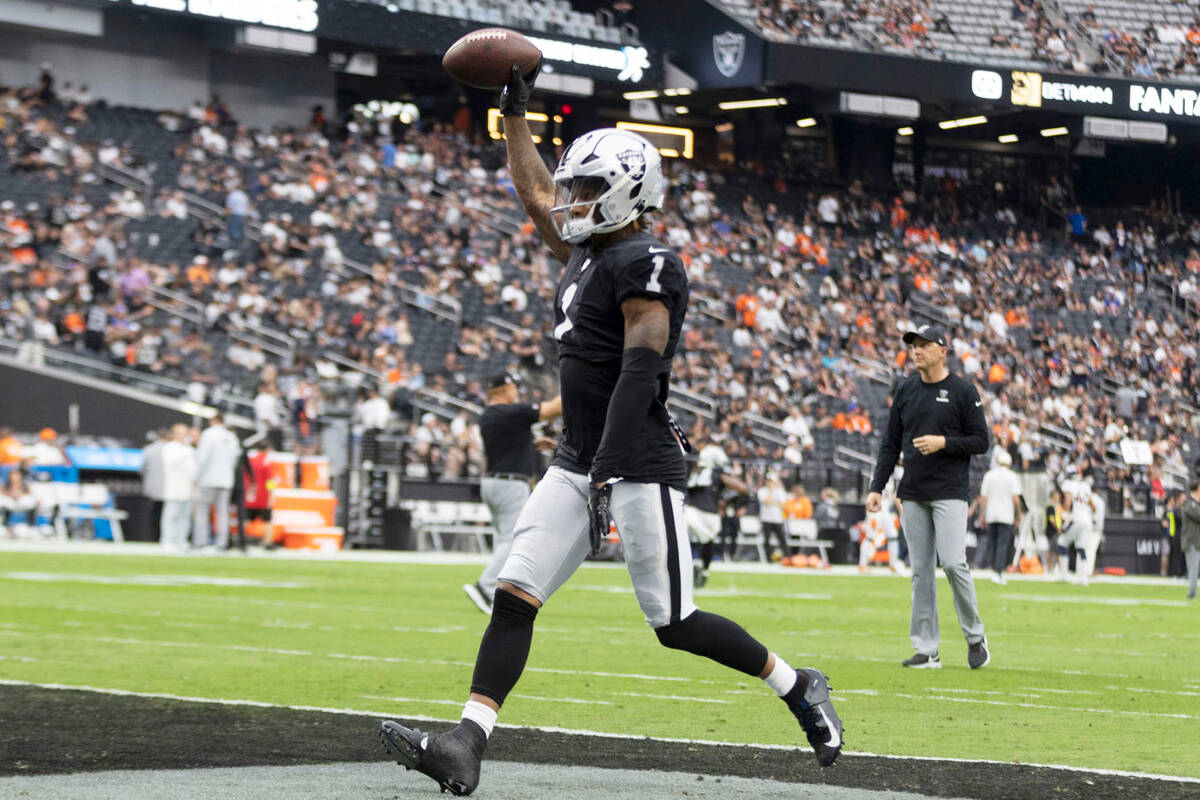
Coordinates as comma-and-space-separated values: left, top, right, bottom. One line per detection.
796, 117, 817, 128
674, 106, 689, 115
623, 90, 659, 100
615, 121, 694, 158
663, 88, 692, 96
998, 134, 1019, 143
718, 97, 787, 110
1041, 126, 1069, 137
938, 115, 988, 130
897, 127, 914, 136
714, 122, 734, 133
486, 109, 550, 140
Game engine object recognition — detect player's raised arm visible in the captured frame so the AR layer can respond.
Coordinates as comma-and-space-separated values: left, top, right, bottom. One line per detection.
499, 65, 572, 264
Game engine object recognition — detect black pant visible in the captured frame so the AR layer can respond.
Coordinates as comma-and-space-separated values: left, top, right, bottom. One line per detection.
150, 500, 163, 542
763, 521, 788, 557
719, 516, 740, 561
986, 522, 1014, 573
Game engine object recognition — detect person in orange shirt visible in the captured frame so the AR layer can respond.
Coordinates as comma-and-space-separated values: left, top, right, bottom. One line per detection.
0, 428, 23, 465
849, 408, 873, 435
784, 485, 814, 520
987, 362, 1007, 384
735, 292, 758, 328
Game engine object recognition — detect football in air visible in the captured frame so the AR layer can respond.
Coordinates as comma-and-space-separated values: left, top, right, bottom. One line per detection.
442, 28, 542, 90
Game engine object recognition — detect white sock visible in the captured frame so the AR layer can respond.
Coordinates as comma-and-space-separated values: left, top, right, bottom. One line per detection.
461, 700, 498, 738
762, 654, 798, 697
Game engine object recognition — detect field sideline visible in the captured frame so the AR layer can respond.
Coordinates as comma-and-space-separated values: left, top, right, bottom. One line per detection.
0, 543, 1197, 781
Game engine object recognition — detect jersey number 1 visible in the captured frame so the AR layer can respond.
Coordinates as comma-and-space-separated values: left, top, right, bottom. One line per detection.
553, 282, 578, 341
645, 255, 665, 293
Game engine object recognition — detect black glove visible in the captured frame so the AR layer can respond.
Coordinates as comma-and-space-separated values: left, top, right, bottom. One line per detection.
499, 61, 541, 117
587, 479, 615, 557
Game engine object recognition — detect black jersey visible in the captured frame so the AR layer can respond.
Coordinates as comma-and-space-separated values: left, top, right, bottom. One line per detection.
550, 231, 688, 489
479, 402, 539, 477
870, 371, 990, 502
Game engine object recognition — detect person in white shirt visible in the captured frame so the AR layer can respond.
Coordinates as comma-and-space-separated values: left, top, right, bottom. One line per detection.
254, 384, 284, 449
140, 429, 168, 537
1059, 466, 1098, 584
976, 451, 1024, 584
356, 386, 392, 430
160, 424, 196, 553
192, 415, 241, 550
757, 472, 789, 561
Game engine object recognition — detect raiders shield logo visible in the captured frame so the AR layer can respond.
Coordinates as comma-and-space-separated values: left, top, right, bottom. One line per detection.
713, 31, 746, 78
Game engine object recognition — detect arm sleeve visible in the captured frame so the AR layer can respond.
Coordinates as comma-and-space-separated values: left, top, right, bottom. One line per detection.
943, 382, 991, 456
869, 395, 904, 493
590, 347, 661, 483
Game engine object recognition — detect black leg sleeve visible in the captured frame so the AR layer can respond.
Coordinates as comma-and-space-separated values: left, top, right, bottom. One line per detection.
700, 541, 715, 570
655, 609, 770, 677
469, 588, 539, 706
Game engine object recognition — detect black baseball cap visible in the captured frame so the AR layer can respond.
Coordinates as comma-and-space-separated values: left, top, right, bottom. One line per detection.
902, 323, 947, 347
487, 372, 517, 390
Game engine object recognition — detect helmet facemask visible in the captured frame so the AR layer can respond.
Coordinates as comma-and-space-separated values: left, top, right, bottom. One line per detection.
551, 176, 618, 244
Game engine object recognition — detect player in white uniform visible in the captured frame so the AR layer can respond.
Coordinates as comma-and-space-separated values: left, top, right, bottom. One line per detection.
1058, 469, 1098, 585
860, 466, 905, 573
685, 436, 748, 587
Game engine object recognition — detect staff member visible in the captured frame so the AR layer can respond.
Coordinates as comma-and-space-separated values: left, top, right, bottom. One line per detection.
868, 323, 991, 670
463, 373, 561, 614
1181, 479, 1200, 601
977, 450, 1023, 585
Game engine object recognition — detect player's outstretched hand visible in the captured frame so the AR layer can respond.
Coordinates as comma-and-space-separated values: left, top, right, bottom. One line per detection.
587, 480, 613, 557
499, 61, 541, 117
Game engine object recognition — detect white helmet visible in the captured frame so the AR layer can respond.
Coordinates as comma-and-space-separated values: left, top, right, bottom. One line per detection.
550, 128, 666, 244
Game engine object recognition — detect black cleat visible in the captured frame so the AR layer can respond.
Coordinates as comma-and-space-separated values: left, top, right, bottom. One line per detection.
784, 667, 843, 767
379, 719, 487, 796
968, 637, 990, 670
901, 652, 941, 669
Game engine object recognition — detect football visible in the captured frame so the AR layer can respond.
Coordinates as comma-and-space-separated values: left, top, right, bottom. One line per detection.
442, 27, 542, 90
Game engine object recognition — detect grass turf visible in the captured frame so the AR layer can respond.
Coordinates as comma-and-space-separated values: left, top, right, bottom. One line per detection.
0, 551, 1196, 778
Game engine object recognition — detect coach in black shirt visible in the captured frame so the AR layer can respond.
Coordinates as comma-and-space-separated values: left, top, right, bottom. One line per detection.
464, 373, 560, 614
868, 323, 991, 671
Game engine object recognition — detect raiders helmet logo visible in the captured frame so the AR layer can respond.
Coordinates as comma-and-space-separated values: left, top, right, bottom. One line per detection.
713, 31, 746, 78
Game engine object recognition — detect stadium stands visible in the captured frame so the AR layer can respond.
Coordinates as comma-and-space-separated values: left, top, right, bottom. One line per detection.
713, 0, 1200, 79
348, 0, 636, 44
2, 72, 1198, 513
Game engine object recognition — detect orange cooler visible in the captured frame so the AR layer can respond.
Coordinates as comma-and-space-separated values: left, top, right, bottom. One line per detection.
299, 456, 331, 491
282, 526, 344, 551
267, 452, 298, 493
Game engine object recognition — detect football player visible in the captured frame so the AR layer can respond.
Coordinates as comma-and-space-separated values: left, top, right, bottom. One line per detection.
379, 62, 843, 796
1059, 465, 1099, 585
686, 430, 746, 587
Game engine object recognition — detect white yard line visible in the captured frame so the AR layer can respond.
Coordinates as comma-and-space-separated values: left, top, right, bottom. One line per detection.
895, 692, 1200, 721
1, 678, 1197, 785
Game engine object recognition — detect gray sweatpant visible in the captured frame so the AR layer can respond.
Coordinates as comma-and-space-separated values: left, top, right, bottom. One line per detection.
477, 477, 532, 601
193, 487, 231, 549
902, 499, 986, 656
1186, 548, 1200, 599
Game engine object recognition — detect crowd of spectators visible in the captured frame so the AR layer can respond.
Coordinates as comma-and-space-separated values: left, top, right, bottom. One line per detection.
728, 0, 1200, 83
2, 68, 1199, 513
753, 0, 867, 44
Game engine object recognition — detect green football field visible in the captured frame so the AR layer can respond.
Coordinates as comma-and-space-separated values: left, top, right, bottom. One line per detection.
1, 549, 1196, 779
